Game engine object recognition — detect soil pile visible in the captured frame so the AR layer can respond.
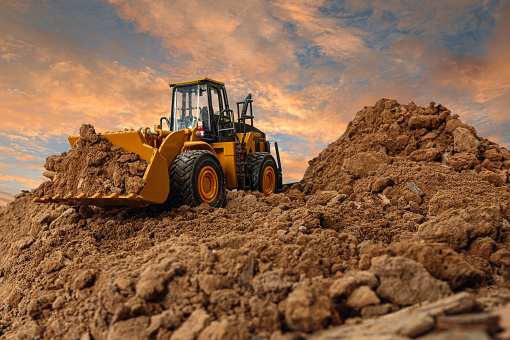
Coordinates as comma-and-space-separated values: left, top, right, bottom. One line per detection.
300, 98, 510, 195
0, 100, 509, 339
36, 124, 148, 198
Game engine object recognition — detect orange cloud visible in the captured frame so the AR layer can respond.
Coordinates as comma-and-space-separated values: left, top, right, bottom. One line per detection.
1, 0, 510, 193
0, 190, 14, 206
1, 174, 42, 189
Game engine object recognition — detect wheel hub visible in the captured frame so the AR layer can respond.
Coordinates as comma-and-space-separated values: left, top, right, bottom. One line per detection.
198, 166, 218, 203
262, 166, 276, 196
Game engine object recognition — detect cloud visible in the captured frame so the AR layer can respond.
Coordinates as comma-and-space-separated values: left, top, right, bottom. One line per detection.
0, 174, 41, 189
1, 0, 509, 197
0, 145, 45, 162
0, 190, 14, 206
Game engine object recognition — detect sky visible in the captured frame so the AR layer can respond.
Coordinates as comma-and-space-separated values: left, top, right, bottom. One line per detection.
0, 0, 509, 205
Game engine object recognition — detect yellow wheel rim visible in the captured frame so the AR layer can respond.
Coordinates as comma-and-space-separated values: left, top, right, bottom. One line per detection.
198, 166, 218, 203
262, 166, 276, 196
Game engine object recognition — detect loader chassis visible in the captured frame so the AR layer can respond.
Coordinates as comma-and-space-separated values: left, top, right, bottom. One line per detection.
34, 78, 283, 208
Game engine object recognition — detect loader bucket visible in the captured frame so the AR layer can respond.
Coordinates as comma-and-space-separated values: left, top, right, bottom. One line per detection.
33, 130, 170, 207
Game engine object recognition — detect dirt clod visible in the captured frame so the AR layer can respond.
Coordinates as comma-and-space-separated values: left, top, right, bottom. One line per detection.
37, 123, 148, 198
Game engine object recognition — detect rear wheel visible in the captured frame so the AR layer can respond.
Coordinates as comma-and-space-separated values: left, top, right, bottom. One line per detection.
248, 152, 278, 196
168, 150, 226, 207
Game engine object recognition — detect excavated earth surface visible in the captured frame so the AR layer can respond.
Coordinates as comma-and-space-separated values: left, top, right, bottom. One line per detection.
36, 124, 148, 198
1, 99, 510, 339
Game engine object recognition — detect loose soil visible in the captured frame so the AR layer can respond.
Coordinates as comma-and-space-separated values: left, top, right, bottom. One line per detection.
36, 124, 148, 198
1, 99, 509, 339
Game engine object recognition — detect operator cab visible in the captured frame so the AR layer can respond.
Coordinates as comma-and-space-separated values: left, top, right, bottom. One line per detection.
167, 78, 234, 142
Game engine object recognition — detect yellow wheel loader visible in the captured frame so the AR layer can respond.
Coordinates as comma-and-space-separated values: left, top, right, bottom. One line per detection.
34, 78, 283, 208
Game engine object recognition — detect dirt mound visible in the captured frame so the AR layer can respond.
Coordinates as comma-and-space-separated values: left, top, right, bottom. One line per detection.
36, 124, 148, 198
0, 100, 510, 339
299, 98, 510, 195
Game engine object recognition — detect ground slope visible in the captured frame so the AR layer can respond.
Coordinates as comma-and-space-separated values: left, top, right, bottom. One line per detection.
0, 99, 509, 339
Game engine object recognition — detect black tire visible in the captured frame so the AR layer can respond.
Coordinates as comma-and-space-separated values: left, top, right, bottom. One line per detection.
247, 152, 278, 196
168, 150, 226, 208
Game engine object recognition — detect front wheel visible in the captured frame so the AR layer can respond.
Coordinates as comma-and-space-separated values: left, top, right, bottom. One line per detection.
168, 150, 226, 207
247, 152, 278, 196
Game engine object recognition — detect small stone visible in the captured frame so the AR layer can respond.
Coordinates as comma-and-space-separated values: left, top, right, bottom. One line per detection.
170, 309, 211, 340
346, 286, 380, 309
454, 127, 479, 154
490, 249, 510, 266
370, 255, 451, 306
329, 271, 379, 299
74, 269, 96, 290
252, 270, 293, 303
360, 303, 394, 319
52, 296, 65, 310
283, 284, 332, 333
79, 124, 100, 143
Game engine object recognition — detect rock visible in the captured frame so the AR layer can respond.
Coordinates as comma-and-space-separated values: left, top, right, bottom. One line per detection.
390, 241, 485, 289
125, 177, 146, 194
371, 177, 394, 193
360, 304, 394, 319
210, 289, 240, 312
436, 313, 499, 333
454, 128, 479, 154
306, 191, 339, 207
408, 115, 440, 130
198, 273, 226, 295
136, 260, 182, 300
249, 296, 281, 332
446, 152, 479, 171
74, 269, 96, 290
370, 255, 451, 306
406, 180, 424, 197
27, 293, 56, 319
358, 241, 387, 258
41, 251, 66, 273
136, 265, 168, 300
490, 248, 510, 267
485, 149, 502, 161
342, 152, 390, 178
445, 119, 463, 134
146, 310, 182, 337
310, 292, 476, 340
286, 189, 306, 201
329, 271, 379, 299
467, 237, 496, 260
52, 296, 65, 310
479, 171, 505, 187
416, 330, 491, 340
283, 284, 332, 333
252, 270, 293, 303
239, 252, 255, 287
170, 309, 211, 340
346, 286, 380, 309
410, 149, 442, 162
492, 303, 510, 340
9, 236, 35, 255
79, 123, 100, 144
197, 317, 250, 340
266, 193, 291, 206
107, 316, 149, 340
418, 206, 501, 251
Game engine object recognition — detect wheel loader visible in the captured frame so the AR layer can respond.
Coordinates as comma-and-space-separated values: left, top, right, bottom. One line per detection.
34, 78, 283, 208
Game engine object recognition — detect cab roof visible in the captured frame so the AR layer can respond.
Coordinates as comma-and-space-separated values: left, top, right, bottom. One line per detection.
169, 77, 225, 87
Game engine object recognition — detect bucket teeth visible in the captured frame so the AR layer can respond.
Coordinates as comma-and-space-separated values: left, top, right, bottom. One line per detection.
33, 192, 148, 207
